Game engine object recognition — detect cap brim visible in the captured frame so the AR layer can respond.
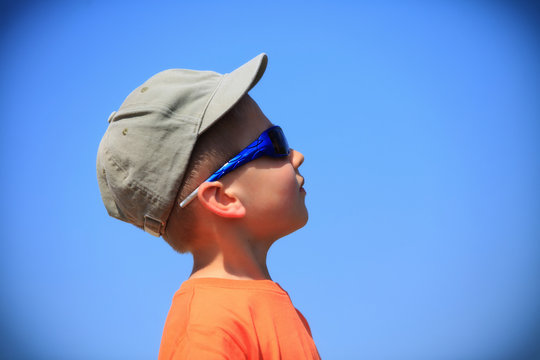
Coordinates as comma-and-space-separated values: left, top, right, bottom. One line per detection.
199, 53, 268, 134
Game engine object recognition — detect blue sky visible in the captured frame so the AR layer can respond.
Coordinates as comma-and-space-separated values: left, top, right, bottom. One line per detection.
1, 1, 539, 359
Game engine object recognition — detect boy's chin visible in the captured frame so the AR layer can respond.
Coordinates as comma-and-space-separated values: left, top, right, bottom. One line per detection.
281, 210, 309, 237
299, 209, 309, 228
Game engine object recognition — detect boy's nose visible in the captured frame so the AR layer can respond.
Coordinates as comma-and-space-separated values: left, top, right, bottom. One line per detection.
289, 148, 305, 169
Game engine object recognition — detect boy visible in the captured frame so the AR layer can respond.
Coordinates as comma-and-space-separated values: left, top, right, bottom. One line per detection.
97, 54, 320, 359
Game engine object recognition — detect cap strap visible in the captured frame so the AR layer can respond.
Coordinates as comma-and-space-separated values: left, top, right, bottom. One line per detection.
144, 215, 163, 237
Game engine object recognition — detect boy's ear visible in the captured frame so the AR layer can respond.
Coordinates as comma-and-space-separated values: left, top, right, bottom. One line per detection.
197, 182, 246, 218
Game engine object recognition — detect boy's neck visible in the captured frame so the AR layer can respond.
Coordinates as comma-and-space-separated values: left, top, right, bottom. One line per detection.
189, 231, 274, 281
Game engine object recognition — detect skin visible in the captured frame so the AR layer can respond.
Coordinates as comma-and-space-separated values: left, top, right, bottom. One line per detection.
186, 96, 308, 281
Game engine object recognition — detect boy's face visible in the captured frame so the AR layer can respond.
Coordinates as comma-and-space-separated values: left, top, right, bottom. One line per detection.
222, 97, 308, 241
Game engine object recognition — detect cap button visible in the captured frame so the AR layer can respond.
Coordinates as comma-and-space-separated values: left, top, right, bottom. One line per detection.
107, 111, 117, 123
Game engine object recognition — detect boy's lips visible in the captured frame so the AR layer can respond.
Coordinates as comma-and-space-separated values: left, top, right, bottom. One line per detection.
299, 178, 305, 192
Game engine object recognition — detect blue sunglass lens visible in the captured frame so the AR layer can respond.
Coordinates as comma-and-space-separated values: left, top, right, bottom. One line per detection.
267, 127, 289, 155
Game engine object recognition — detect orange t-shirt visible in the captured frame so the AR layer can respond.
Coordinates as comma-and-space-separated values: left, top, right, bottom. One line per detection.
158, 278, 320, 360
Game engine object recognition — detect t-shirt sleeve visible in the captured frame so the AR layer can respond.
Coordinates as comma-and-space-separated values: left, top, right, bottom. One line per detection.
168, 325, 247, 360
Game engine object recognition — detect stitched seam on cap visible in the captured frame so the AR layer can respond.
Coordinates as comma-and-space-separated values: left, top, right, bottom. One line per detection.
197, 74, 226, 133
104, 146, 168, 206
114, 104, 201, 124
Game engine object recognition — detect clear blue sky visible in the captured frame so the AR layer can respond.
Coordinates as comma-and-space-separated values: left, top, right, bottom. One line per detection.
1, 1, 539, 359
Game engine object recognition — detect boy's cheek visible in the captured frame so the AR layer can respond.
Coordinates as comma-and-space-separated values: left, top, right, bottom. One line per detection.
234, 164, 300, 208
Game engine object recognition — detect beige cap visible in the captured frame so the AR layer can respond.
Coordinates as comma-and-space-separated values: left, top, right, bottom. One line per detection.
96, 53, 268, 237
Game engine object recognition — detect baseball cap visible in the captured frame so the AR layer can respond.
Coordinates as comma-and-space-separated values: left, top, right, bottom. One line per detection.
96, 53, 268, 237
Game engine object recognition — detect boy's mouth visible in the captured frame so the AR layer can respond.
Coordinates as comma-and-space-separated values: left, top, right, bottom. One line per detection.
299, 178, 305, 192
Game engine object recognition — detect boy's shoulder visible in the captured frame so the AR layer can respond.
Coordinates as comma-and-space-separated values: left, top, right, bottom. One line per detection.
174, 277, 289, 316
159, 278, 288, 358
159, 278, 320, 359
167, 278, 308, 335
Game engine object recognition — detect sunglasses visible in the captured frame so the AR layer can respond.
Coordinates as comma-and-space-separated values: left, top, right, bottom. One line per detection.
179, 125, 290, 208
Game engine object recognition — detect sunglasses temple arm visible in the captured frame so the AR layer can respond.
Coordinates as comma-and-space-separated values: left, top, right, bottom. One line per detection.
179, 187, 199, 208
177, 133, 273, 208
178, 169, 221, 208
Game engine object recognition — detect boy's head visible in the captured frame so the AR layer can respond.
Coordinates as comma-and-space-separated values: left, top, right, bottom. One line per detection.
97, 54, 307, 253
165, 95, 308, 252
